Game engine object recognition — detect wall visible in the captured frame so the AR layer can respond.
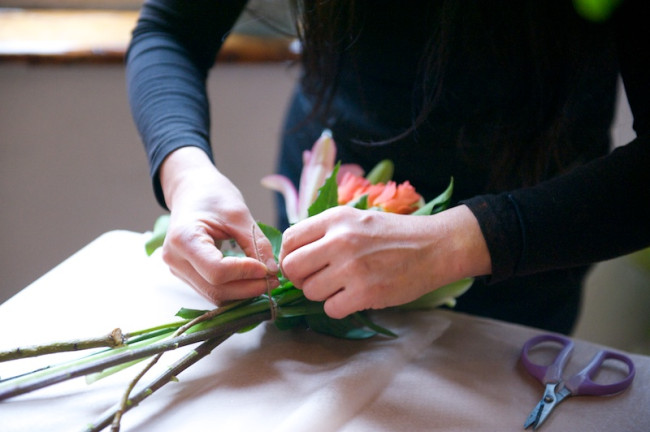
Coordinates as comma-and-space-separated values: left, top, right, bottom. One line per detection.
0, 62, 298, 303
572, 81, 650, 354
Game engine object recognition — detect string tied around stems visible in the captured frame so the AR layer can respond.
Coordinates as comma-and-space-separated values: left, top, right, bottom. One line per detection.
252, 224, 278, 321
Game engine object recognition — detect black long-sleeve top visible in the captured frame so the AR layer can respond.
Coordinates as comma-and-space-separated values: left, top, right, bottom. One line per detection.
126, 0, 650, 333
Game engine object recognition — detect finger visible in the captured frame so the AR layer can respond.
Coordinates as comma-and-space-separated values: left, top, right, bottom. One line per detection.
167, 259, 222, 302
193, 255, 271, 289
163, 223, 223, 270
280, 235, 334, 286
169, 228, 270, 285
279, 215, 328, 262
209, 275, 279, 303
169, 258, 276, 304
299, 264, 341, 301
322, 287, 368, 320
233, 223, 279, 274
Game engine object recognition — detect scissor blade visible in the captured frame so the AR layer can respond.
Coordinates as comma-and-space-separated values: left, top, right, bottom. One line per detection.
524, 383, 558, 430
523, 400, 543, 429
533, 404, 553, 430
532, 387, 570, 430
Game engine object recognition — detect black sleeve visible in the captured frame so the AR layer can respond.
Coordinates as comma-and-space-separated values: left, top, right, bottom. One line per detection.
462, 0, 650, 282
126, 0, 248, 208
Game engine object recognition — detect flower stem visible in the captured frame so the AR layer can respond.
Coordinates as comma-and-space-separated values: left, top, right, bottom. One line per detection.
0, 329, 125, 362
0, 311, 270, 401
110, 306, 237, 431
83, 334, 229, 432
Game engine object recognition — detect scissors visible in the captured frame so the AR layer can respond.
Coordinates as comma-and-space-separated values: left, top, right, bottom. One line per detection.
520, 333, 635, 430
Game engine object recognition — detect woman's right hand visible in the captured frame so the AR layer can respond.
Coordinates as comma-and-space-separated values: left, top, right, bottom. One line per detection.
159, 146, 279, 304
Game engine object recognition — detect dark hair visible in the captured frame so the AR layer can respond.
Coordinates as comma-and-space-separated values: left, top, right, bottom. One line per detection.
291, 0, 617, 189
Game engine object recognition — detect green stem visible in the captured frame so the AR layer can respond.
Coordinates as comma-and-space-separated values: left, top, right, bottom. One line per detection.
125, 321, 189, 338
276, 303, 324, 318
188, 289, 304, 334
124, 299, 254, 338
0, 311, 270, 401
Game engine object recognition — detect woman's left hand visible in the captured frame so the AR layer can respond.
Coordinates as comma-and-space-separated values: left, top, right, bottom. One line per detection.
279, 205, 491, 319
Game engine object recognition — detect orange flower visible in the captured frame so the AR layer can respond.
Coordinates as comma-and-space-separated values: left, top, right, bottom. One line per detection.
368, 180, 423, 214
337, 172, 371, 205
337, 172, 423, 214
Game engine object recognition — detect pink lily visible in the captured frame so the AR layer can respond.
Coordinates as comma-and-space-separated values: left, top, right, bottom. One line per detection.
261, 129, 363, 224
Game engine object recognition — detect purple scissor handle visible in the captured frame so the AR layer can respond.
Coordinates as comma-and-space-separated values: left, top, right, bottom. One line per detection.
520, 333, 635, 430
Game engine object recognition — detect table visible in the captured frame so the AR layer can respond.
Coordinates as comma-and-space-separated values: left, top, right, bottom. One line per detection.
0, 230, 648, 431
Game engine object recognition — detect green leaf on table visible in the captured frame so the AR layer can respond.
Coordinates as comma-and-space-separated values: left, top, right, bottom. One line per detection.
145, 214, 170, 256
413, 177, 454, 216
308, 162, 341, 218
352, 312, 397, 338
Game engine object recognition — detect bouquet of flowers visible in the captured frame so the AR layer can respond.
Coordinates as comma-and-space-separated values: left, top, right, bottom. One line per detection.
0, 130, 472, 431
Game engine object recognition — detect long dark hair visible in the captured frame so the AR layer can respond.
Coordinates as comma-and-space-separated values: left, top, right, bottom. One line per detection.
290, 0, 617, 189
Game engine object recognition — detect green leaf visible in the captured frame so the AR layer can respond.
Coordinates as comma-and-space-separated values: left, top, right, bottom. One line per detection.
175, 308, 209, 319
145, 214, 170, 256
352, 312, 397, 338
398, 277, 474, 310
270, 282, 299, 297
365, 159, 394, 184
274, 315, 307, 331
236, 322, 262, 334
573, 0, 621, 22
347, 194, 369, 210
258, 222, 283, 259
86, 358, 146, 384
277, 301, 324, 318
305, 314, 377, 340
413, 177, 454, 216
308, 162, 341, 218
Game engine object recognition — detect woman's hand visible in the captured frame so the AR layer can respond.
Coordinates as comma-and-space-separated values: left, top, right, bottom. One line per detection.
279, 205, 491, 319
159, 147, 279, 304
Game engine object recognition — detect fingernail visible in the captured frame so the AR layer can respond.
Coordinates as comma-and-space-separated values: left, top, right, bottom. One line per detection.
265, 258, 280, 274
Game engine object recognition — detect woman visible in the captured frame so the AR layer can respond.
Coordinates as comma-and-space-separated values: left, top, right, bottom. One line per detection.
126, 0, 649, 334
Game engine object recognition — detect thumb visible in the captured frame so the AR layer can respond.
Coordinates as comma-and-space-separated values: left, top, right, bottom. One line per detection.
235, 223, 279, 274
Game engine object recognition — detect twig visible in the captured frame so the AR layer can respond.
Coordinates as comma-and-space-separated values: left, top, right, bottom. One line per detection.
110, 307, 235, 431
84, 334, 229, 432
0, 311, 271, 401
110, 354, 159, 432
0, 329, 125, 362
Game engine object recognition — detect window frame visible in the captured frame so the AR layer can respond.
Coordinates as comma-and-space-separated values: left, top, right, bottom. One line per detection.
0, 1, 143, 9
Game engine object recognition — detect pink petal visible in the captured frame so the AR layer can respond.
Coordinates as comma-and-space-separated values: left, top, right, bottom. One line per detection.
297, 130, 337, 220
337, 163, 364, 183
260, 174, 300, 224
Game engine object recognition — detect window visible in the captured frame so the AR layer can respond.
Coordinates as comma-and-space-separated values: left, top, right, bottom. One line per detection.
0, 1, 143, 9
